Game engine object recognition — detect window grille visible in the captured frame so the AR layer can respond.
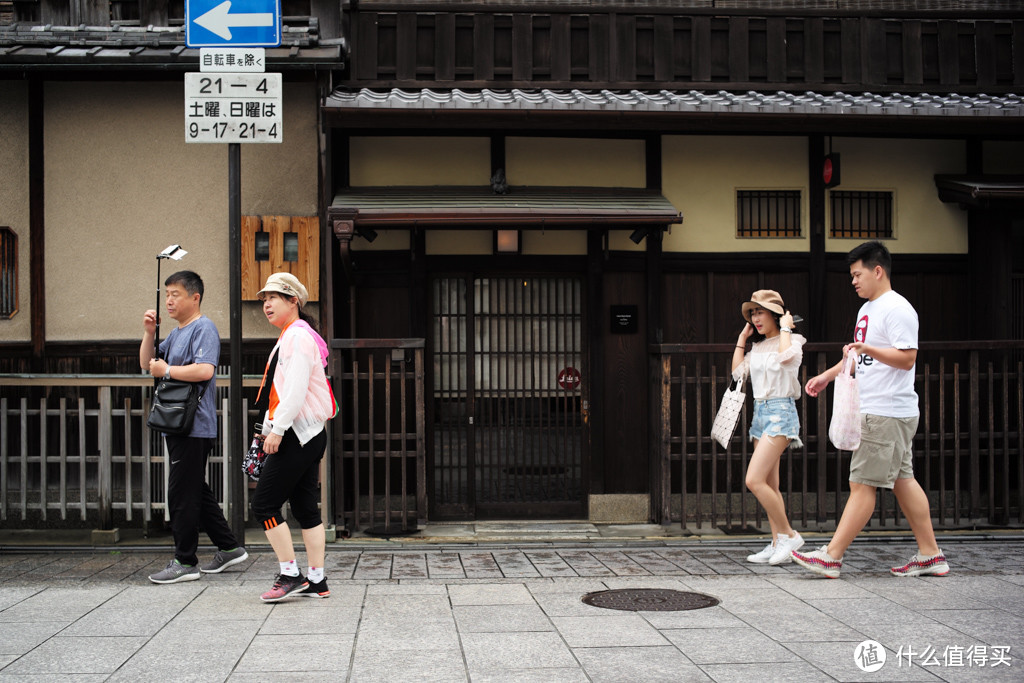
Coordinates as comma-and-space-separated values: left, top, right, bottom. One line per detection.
830, 190, 894, 239
736, 190, 802, 237
0, 227, 17, 319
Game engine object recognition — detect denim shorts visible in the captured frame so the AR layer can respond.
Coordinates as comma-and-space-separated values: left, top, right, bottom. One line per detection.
749, 397, 803, 449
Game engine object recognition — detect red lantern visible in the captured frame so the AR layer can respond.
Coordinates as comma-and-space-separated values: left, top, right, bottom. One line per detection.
823, 153, 841, 189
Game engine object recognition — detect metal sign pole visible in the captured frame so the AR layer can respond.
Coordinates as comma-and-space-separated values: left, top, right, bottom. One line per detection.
228, 142, 245, 542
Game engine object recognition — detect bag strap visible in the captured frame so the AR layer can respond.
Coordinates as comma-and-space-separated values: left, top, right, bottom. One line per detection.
255, 349, 280, 412
843, 349, 857, 377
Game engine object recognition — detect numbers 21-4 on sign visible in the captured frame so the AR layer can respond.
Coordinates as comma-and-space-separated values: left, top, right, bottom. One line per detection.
184, 72, 282, 143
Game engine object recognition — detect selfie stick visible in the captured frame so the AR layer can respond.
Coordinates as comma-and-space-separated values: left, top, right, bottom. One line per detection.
155, 245, 188, 358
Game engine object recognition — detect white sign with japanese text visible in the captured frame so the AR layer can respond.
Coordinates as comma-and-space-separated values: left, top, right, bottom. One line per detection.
184, 72, 282, 144
199, 48, 266, 72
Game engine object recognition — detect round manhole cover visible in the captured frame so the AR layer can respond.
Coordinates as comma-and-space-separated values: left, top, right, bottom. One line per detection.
581, 588, 720, 612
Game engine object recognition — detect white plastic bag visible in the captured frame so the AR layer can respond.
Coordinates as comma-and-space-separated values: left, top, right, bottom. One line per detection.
828, 351, 861, 451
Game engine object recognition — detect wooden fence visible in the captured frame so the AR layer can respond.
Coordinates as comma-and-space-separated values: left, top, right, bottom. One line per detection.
330, 339, 427, 534
0, 374, 262, 529
651, 341, 1024, 532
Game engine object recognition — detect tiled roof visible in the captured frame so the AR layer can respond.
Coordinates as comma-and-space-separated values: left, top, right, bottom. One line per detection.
326, 88, 1023, 118
0, 22, 345, 67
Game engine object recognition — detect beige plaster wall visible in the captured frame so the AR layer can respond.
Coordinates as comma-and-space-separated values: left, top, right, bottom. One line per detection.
662, 136, 809, 253
426, 230, 492, 255
42, 80, 318, 342
522, 230, 587, 255
350, 137, 490, 186
982, 141, 1024, 174
825, 138, 966, 254
506, 138, 645, 187
0, 82, 31, 342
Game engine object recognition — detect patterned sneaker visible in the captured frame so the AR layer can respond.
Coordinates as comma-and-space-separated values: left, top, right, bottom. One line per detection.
260, 573, 309, 603
299, 578, 331, 598
747, 537, 781, 564
792, 545, 842, 579
149, 559, 201, 584
769, 531, 805, 566
200, 547, 249, 574
890, 550, 950, 577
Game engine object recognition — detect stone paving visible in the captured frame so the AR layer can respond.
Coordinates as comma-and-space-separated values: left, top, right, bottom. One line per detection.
1, 538, 1023, 681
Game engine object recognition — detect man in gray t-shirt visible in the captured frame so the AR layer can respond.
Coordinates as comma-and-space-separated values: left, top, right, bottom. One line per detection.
140, 270, 247, 583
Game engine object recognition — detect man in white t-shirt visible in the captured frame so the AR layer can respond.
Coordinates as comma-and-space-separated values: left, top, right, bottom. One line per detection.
792, 241, 949, 579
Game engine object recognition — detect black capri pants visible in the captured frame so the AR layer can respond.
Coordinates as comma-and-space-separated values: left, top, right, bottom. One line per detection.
252, 427, 327, 531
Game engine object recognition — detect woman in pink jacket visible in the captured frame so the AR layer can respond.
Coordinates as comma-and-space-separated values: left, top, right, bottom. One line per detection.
252, 273, 337, 602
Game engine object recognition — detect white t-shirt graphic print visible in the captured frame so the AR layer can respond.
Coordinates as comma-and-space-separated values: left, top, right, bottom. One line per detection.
853, 290, 919, 418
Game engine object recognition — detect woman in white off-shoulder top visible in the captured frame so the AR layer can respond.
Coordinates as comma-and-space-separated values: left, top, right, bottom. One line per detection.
732, 290, 807, 566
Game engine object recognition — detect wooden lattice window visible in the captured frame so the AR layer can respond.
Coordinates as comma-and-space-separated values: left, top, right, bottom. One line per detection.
830, 190, 894, 239
737, 190, 802, 237
241, 216, 319, 301
0, 227, 17, 319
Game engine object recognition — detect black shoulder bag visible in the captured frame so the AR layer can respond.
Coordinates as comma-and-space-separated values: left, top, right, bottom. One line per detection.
242, 349, 279, 480
147, 377, 204, 436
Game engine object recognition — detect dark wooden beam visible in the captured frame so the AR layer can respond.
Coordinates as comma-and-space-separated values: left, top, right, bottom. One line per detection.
586, 229, 605, 497
808, 134, 826, 342
29, 78, 44, 366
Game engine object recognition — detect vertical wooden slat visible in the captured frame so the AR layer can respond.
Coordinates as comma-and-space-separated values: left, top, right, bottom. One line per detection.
20, 398, 27, 519
1018, 361, 1023, 524
694, 359, 703, 528
79, 397, 87, 519
551, 14, 571, 83
513, 14, 533, 82
969, 352, 980, 520
1014, 21, 1024, 87
124, 398, 132, 522
474, 14, 495, 81
804, 17, 824, 86
589, 13, 610, 83
39, 397, 47, 521
766, 17, 786, 83
415, 347, 426, 524
710, 370, 718, 526
841, 18, 860, 84
938, 357, 947, 526
613, 14, 636, 82
953, 360, 961, 525
902, 20, 924, 85
987, 363, 995, 521
816, 353, 828, 523
384, 349, 392, 532
98, 387, 112, 530
396, 13, 417, 81
1001, 358, 1010, 522
728, 17, 749, 84
679, 363, 688, 529
938, 20, 960, 86
355, 12, 380, 81
142, 394, 152, 524
1, 397, 6, 520
692, 16, 711, 82
861, 18, 886, 86
435, 13, 456, 82
59, 398, 67, 520
351, 357, 361, 530
975, 21, 997, 86
399, 357, 408, 529
368, 354, 375, 527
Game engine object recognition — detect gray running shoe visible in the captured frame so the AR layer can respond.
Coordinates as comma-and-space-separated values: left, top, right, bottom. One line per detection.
200, 547, 249, 574
149, 559, 200, 584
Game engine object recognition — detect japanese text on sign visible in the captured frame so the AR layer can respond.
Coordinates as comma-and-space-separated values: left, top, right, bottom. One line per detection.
200, 48, 266, 72
184, 72, 282, 144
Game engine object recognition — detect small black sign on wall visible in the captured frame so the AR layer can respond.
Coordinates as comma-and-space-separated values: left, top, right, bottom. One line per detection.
610, 305, 638, 334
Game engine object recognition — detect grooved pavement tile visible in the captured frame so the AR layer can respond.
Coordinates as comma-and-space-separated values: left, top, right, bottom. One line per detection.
589, 551, 651, 576
427, 552, 466, 578
556, 552, 616, 577
234, 633, 354, 673
449, 583, 535, 606
625, 550, 692, 575
523, 551, 577, 577
349, 647, 467, 682
469, 667, 589, 682
661, 627, 801, 664
391, 552, 428, 578
551, 614, 670, 648
461, 631, 577, 671
490, 551, 541, 578
458, 552, 505, 579
453, 604, 554, 632
327, 552, 360, 579
0, 621, 72, 655
354, 553, 394, 579
573, 645, 711, 682
1, 635, 149, 675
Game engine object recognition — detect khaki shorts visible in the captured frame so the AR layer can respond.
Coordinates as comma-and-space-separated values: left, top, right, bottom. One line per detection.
849, 414, 919, 489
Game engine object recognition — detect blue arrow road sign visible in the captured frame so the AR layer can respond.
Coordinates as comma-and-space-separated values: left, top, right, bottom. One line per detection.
186, 0, 281, 48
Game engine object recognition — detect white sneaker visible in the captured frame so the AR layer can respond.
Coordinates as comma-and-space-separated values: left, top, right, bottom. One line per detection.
746, 535, 783, 564
768, 531, 804, 565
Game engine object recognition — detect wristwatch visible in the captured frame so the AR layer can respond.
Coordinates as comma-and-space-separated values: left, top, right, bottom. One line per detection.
163, 367, 172, 380
780, 327, 792, 333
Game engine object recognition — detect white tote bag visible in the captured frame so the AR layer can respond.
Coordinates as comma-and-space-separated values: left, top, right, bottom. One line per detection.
828, 351, 862, 451
711, 371, 746, 449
